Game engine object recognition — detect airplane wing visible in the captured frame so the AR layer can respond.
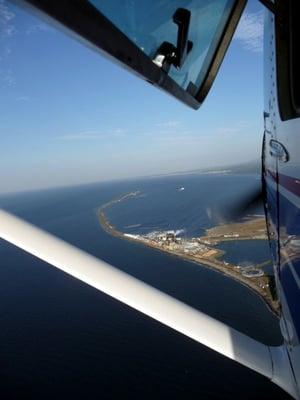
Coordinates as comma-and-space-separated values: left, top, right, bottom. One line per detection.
0, 205, 295, 397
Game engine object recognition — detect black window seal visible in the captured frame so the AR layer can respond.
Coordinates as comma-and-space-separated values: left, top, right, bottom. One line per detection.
275, 0, 300, 121
196, 0, 246, 103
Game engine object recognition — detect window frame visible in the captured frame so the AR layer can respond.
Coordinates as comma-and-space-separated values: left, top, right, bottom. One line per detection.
15, 0, 246, 110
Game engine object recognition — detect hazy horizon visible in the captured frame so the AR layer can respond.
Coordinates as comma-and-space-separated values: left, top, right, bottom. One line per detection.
0, 158, 260, 196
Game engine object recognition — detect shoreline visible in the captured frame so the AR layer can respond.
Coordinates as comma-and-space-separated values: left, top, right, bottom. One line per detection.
97, 192, 279, 316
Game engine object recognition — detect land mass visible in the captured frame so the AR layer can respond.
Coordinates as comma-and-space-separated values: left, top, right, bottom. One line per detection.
97, 191, 279, 315
153, 160, 261, 178
199, 218, 267, 244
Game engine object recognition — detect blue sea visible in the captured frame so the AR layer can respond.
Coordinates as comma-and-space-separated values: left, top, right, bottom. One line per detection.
0, 173, 291, 399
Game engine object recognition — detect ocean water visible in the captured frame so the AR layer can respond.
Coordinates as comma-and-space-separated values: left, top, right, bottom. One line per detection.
0, 173, 291, 399
218, 240, 274, 275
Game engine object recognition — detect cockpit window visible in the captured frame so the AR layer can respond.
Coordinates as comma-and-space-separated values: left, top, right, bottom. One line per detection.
89, 0, 235, 93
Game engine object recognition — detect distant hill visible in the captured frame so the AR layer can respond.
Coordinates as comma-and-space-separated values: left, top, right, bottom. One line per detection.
147, 160, 261, 180
183, 160, 261, 176
222, 160, 261, 175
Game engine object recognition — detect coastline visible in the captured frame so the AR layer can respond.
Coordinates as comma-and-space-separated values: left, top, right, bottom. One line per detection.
97, 192, 279, 316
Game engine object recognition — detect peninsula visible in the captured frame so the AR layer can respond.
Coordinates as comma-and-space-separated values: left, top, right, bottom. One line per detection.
98, 191, 279, 314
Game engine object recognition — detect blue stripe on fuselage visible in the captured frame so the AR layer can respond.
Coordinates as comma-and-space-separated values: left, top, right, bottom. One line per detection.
280, 262, 300, 339
277, 189, 300, 338
279, 189, 300, 237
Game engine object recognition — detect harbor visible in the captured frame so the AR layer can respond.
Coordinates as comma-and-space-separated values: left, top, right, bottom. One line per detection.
98, 192, 279, 315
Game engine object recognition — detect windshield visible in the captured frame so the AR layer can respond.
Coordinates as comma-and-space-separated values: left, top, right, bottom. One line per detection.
89, 0, 236, 92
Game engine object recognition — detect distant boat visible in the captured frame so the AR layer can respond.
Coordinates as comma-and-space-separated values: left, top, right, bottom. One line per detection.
177, 187, 185, 191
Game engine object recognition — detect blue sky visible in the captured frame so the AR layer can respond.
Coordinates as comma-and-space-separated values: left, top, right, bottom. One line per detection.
0, 0, 264, 194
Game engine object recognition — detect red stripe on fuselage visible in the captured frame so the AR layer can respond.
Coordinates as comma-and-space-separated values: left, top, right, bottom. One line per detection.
278, 173, 300, 197
266, 170, 300, 197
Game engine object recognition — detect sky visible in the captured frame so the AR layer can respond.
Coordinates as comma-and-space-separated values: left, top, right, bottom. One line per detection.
0, 0, 265, 194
